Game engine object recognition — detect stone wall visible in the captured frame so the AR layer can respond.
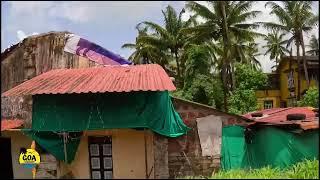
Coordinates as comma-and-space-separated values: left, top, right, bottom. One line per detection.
153, 134, 169, 179
169, 98, 247, 178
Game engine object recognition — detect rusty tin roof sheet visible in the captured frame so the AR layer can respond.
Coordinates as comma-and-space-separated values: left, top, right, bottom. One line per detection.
1, 119, 24, 131
2, 64, 176, 96
243, 107, 319, 130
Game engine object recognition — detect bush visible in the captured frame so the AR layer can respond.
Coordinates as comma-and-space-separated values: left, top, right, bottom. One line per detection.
228, 89, 258, 115
298, 87, 319, 108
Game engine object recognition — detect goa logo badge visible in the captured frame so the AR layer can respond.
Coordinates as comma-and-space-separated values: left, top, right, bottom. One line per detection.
19, 148, 41, 169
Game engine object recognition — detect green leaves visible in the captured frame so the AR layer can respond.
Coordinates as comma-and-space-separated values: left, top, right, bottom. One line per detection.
182, 159, 319, 179
228, 89, 258, 115
306, 35, 319, 56
213, 159, 319, 179
297, 87, 319, 108
228, 63, 268, 115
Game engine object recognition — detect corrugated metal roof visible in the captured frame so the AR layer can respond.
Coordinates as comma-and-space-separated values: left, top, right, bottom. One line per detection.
2, 64, 176, 97
1, 119, 24, 131
243, 107, 319, 130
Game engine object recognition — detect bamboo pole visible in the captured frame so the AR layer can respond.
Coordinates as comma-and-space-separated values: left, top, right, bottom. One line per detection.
144, 129, 148, 179
63, 132, 68, 163
4, 129, 22, 131
31, 141, 36, 179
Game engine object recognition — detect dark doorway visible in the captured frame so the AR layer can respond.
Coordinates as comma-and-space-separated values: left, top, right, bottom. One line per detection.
0, 137, 14, 179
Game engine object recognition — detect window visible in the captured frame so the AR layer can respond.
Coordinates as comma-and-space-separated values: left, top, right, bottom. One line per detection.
264, 100, 273, 109
88, 137, 113, 179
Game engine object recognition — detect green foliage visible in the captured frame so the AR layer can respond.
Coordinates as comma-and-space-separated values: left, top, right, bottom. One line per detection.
170, 45, 224, 109
182, 159, 319, 179
286, 159, 319, 179
183, 74, 224, 108
228, 63, 268, 115
228, 89, 258, 115
307, 35, 319, 56
263, 30, 289, 69
234, 63, 268, 90
298, 87, 319, 108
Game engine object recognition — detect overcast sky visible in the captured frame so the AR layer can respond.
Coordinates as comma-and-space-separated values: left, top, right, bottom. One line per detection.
1, 1, 319, 73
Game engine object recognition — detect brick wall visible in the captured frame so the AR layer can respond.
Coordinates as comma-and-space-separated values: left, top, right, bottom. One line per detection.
168, 98, 247, 178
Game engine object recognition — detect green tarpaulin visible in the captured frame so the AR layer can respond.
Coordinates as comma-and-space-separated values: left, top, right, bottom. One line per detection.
26, 91, 189, 163
32, 91, 190, 137
221, 125, 319, 170
22, 130, 81, 164
221, 125, 246, 170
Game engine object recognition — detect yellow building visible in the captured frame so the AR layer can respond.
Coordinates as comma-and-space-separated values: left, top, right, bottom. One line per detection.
256, 56, 319, 110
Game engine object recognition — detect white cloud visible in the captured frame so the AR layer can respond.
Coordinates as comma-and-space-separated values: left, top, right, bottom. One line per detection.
16, 30, 26, 40
16, 30, 39, 41
5, 1, 169, 33
3, 1, 319, 73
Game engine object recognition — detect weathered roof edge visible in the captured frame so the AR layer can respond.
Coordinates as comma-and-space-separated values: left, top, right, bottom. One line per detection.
1, 31, 72, 60
171, 96, 251, 122
276, 55, 319, 73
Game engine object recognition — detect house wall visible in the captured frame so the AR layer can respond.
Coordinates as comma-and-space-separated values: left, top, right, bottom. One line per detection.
168, 98, 247, 178
1, 32, 100, 128
2, 131, 33, 179
255, 58, 318, 109
278, 59, 317, 105
256, 90, 281, 110
58, 129, 154, 179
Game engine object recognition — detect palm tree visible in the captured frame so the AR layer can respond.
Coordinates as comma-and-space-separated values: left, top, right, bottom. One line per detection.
307, 35, 319, 56
137, 5, 197, 87
184, 1, 262, 111
121, 26, 168, 66
243, 42, 263, 70
263, 1, 318, 99
263, 30, 289, 70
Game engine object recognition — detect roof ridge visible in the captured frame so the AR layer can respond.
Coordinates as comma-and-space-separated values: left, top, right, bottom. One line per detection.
268, 107, 294, 115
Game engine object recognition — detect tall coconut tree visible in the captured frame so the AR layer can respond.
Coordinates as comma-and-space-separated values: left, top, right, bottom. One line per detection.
263, 1, 318, 99
184, 1, 262, 111
122, 26, 169, 66
307, 35, 319, 56
243, 42, 263, 70
137, 5, 197, 87
263, 30, 289, 70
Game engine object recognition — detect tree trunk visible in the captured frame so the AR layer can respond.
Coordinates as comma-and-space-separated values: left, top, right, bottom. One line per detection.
230, 63, 236, 91
220, 1, 230, 112
296, 40, 301, 101
289, 49, 292, 71
174, 50, 182, 88
220, 67, 228, 112
300, 33, 310, 88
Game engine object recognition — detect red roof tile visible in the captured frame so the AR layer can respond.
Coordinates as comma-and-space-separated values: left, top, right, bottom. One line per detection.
243, 107, 319, 130
2, 64, 176, 97
1, 119, 24, 131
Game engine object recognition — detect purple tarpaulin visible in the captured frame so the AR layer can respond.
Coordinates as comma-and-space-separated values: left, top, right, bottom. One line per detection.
64, 34, 132, 65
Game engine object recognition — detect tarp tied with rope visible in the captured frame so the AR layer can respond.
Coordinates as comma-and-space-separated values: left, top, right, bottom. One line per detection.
24, 91, 190, 163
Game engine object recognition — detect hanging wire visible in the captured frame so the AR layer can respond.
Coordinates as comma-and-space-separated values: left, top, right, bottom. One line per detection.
84, 98, 94, 137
